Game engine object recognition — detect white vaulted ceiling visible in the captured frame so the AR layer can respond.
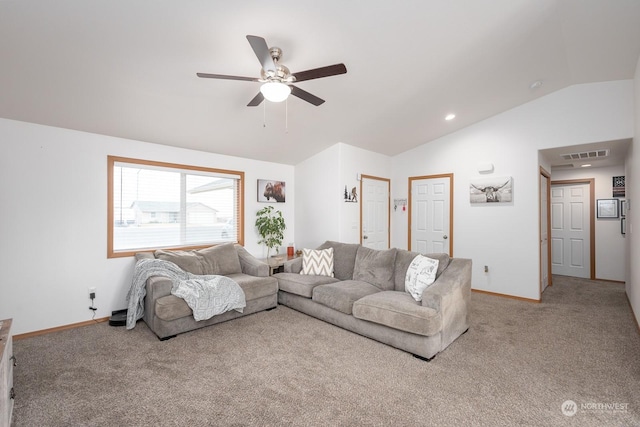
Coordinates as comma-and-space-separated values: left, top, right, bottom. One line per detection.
1, 0, 639, 165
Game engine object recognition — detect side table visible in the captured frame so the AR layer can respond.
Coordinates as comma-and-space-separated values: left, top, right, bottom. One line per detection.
259, 255, 298, 275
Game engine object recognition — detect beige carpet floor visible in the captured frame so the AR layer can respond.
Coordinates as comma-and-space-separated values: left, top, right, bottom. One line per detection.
11, 275, 640, 426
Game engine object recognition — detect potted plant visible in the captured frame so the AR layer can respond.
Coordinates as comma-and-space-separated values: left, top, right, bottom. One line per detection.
255, 205, 286, 262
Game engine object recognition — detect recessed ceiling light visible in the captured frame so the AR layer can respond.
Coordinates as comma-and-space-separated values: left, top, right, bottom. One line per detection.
445, 114, 456, 121
581, 164, 591, 168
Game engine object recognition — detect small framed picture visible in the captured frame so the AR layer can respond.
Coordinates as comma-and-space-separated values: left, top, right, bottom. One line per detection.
596, 199, 619, 218
257, 179, 286, 203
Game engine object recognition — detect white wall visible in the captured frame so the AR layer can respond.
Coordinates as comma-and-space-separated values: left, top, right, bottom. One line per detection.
294, 143, 391, 249
551, 165, 626, 282
627, 54, 640, 325
391, 80, 634, 300
2, 78, 636, 335
294, 144, 341, 250
338, 144, 392, 244
0, 118, 294, 335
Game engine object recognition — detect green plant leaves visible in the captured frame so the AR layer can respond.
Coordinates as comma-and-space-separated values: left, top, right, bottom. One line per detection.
255, 205, 286, 255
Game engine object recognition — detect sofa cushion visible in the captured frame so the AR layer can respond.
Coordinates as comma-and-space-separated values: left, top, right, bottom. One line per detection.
135, 252, 155, 261
353, 247, 397, 290
312, 280, 380, 315
155, 295, 191, 321
226, 273, 278, 301
394, 250, 451, 292
154, 274, 277, 322
198, 243, 242, 275
300, 247, 334, 277
404, 255, 439, 301
155, 249, 205, 275
276, 272, 339, 298
317, 241, 360, 280
353, 291, 442, 337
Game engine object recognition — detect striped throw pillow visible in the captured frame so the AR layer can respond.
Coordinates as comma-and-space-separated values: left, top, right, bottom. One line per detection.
300, 248, 335, 277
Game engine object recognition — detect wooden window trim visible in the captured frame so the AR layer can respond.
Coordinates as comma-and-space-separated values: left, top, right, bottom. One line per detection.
107, 156, 244, 258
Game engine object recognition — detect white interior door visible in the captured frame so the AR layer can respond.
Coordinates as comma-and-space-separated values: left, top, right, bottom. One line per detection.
540, 172, 550, 293
551, 182, 591, 278
361, 176, 389, 249
410, 175, 451, 255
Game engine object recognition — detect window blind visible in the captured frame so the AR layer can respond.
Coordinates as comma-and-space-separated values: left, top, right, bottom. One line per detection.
108, 156, 244, 257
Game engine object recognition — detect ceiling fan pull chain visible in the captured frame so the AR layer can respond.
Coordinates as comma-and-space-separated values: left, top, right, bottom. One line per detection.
263, 100, 266, 128
285, 98, 288, 133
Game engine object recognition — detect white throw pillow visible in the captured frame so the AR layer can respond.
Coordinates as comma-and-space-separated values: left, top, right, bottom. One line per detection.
405, 255, 439, 302
300, 247, 335, 277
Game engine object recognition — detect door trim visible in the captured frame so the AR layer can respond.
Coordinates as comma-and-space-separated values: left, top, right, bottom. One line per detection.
408, 173, 454, 256
540, 166, 552, 295
359, 174, 390, 247
550, 178, 595, 280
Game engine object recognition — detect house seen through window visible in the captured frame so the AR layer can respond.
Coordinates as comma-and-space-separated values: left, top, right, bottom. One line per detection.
108, 156, 244, 258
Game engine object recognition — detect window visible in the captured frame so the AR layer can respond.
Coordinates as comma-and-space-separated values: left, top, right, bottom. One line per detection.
108, 156, 244, 258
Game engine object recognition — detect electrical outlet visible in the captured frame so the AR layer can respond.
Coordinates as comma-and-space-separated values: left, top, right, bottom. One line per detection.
89, 287, 96, 300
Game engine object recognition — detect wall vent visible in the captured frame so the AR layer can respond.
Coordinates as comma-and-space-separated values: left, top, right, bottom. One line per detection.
560, 149, 609, 161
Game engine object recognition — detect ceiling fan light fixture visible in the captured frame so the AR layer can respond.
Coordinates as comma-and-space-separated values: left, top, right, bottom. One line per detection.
260, 82, 291, 102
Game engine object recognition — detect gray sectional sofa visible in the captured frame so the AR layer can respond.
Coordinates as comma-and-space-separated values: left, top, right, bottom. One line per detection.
137, 243, 278, 340
274, 241, 472, 361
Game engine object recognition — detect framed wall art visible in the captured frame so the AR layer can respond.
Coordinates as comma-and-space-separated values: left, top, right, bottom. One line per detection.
612, 176, 625, 197
596, 199, 618, 218
258, 180, 286, 203
469, 176, 513, 204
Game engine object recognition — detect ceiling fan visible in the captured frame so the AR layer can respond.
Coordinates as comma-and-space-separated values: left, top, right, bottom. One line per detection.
197, 35, 347, 107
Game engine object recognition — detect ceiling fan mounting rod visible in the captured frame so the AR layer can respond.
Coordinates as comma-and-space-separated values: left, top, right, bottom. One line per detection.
269, 46, 282, 62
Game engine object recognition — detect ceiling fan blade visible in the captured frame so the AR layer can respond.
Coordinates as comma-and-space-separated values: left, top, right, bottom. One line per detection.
292, 63, 347, 83
247, 92, 264, 107
290, 85, 325, 106
246, 35, 276, 73
197, 72, 259, 82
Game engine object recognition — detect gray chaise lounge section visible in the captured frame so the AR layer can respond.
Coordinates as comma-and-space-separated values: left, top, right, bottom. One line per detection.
274, 241, 472, 360
137, 243, 278, 340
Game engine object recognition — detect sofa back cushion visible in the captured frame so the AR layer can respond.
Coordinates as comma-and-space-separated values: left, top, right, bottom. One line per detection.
155, 249, 206, 275
197, 243, 242, 275
135, 252, 155, 261
154, 243, 242, 276
353, 246, 397, 290
393, 249, 451, 291
317, 241, 360, 280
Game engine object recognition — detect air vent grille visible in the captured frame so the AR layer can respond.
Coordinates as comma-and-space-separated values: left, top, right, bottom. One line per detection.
560, 149, 609, 161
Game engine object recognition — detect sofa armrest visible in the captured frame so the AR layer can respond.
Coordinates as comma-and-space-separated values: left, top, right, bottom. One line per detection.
234, 244, 269, 277
283, 257, 303, 273
143, 275, 173, 326
146, 276, 172, 299
421, 258, 472, 350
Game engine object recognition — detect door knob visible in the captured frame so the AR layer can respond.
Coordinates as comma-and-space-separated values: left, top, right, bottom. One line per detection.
443, 235, 448, 239
363, 235, 368, 239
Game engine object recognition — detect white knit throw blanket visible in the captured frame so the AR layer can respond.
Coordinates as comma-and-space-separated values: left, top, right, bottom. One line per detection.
126, 258, 246, 329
